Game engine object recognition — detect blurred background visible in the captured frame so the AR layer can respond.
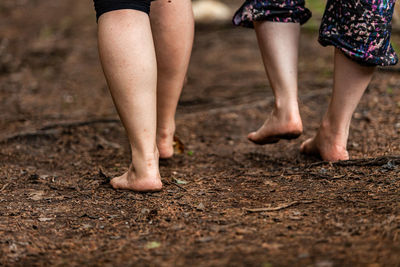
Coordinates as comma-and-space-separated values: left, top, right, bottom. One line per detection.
0, 0, 399, 138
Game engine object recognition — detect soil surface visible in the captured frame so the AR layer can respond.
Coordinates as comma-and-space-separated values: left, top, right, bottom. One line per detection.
1, 1, 400, 266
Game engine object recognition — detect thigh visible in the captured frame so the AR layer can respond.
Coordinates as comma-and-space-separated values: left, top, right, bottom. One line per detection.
93, 0, 152, 20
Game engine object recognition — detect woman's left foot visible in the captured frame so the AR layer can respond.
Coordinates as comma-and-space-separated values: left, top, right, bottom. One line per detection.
300, 121, 349, 162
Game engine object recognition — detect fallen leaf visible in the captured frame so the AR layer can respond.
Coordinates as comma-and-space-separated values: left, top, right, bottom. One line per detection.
315, 260, 333, 267
174, 178, 188, 185
173, 136, 184, 155
29, 190, 45, 201
172, 224, 185, 231
145, 241, 161, 249
82, 224, 92, 229
141, 208, 150, 214
38, 217, 52, 222
196, 203, 205, 211
262, 243, 283, 250
196, 236, 213, 243
289, 216, 302, 221
235, 228, 252, 235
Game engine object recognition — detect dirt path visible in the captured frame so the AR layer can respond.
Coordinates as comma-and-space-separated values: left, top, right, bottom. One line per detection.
1, 1, 399, 266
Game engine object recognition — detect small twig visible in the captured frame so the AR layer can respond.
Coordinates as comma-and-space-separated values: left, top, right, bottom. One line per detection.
0, 183, 10, 192
39, 118, 120, 131
171, 182, 188, 192
0, 118, 120, 144
165, 180, 188, 192
334, 156, 400, 167
244, 200, 313, 213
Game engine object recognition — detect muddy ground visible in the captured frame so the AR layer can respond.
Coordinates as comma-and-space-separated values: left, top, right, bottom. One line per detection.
0, 0, 400, 266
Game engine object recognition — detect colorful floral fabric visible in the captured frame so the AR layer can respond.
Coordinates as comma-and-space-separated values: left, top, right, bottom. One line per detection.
233, 0, 398, 66
319, 0, 397, 66
233, 0, 312, 27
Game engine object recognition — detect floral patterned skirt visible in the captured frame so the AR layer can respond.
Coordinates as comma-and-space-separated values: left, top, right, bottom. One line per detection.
233, 0, 398, 66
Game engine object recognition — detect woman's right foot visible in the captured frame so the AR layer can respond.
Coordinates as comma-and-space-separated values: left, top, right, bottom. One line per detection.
248, 109, 303, 145
111, 152, 162, 192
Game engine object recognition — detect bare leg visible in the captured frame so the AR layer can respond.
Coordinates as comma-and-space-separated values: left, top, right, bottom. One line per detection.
301, 49, 375, 161
150, 0, 194, 158
98, 10, 162, 191
248, 21, 303, 145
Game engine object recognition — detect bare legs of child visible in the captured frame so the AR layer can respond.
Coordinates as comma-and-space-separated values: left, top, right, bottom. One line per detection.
247, 21, 303, 144
300, 48, 375, 161
249, 22, 375, 161
97, 2, 193, 191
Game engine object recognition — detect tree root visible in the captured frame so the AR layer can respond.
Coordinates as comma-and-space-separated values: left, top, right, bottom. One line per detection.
306, 156, 400, 168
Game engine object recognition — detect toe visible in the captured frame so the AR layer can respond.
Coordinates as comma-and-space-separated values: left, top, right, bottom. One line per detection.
247, 132, 256, 140
110, 178, 119, 189
248, 131, 280, 145
110, 173, 127, 190
300, 138, 315, 155
299, 140, 308, 153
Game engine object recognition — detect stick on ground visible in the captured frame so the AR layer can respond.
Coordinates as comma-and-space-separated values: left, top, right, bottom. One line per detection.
245, 200, 313, 213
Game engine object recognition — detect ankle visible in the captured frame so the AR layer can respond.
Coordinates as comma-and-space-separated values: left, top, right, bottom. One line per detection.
129, 151, 160, 178
273, 103, 301, 123
157, 123, 175, 139
319, 119, 349, 148
131, 146, 159, 161
320, 115, 349, 137
274, 94, 299, 109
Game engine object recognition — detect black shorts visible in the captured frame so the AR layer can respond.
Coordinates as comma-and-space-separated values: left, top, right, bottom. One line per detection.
93, 0, 153, 20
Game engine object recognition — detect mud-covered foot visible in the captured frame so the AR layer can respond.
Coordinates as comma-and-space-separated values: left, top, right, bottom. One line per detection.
248, 110, 303, 145
157, 125, 175, 159
111, 154, 162, 192
300, 123, 349, 162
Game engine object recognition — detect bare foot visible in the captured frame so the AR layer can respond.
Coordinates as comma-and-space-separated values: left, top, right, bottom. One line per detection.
111, 154, 162, 192
248, 110, 303, 145
111, 167, 162, 192
300, 122, 349, 162
157, 125, 175, 159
